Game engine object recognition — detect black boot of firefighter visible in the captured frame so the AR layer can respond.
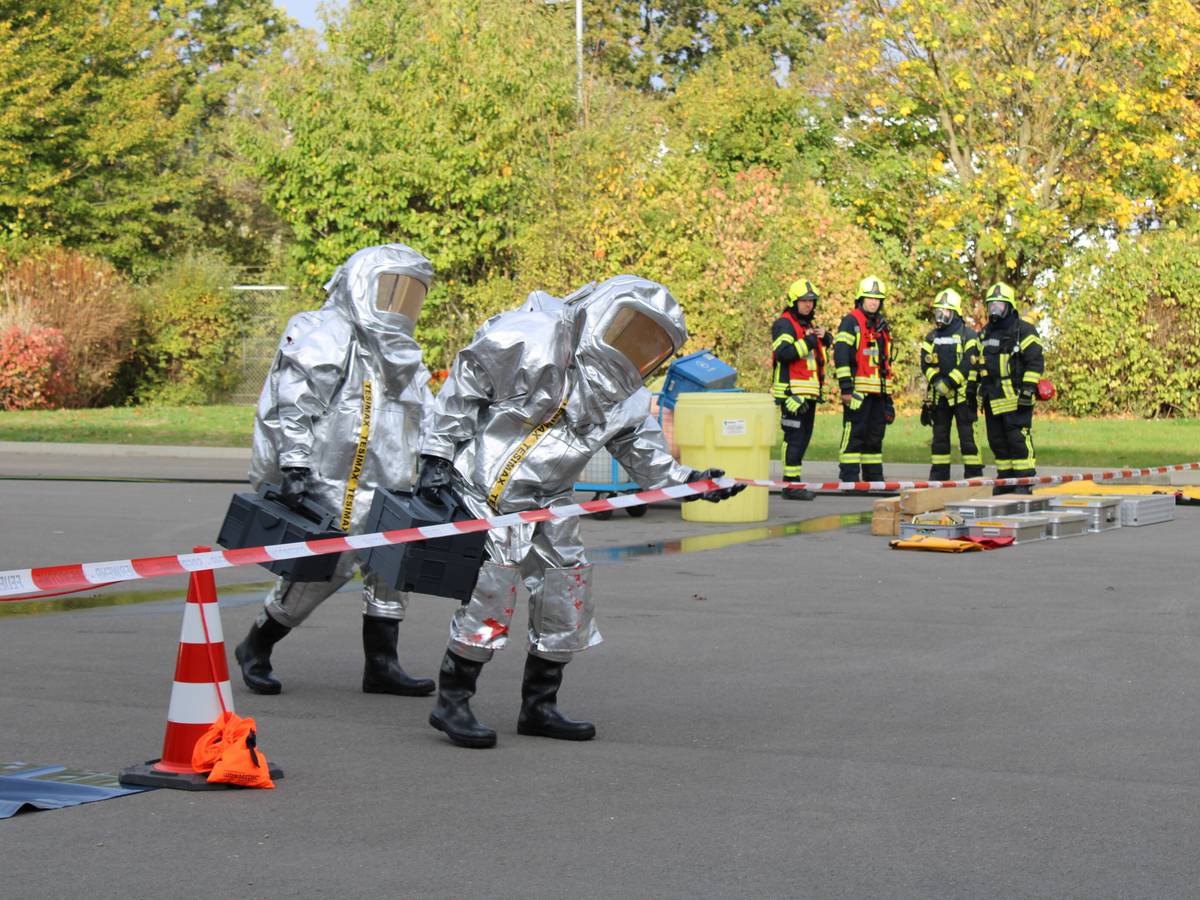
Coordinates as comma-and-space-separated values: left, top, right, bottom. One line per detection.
782, 481, 814, 501
235, 611, 291, 695
429, 651, 497, 748
362, 615, 435, 696
517, 654, 596, 741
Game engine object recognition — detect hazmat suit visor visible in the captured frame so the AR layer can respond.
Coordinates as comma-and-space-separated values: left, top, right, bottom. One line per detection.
987, 300, 1011, 320
933, 308, 954, 326
375, 274, 427, 322
602, 307, 676, 376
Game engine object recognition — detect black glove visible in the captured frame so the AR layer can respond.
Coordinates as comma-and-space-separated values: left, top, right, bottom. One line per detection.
415, 454, 454, 502
883, 396, 896, 424
278, 466, 310, 511
919, 400, 933, 427
1018, 387, 1036, 407
682, 468, 748, 503
965, 394, 979, 423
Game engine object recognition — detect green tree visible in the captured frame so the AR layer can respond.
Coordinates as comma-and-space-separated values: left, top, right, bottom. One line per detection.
0, 1, 195, 272
510, 84, 889, 392
1046, 228, 1200, 417
236, 0, 579, 360
586, 0, 818, 92
816, 0, 1200, 299
0, 1, 290, 274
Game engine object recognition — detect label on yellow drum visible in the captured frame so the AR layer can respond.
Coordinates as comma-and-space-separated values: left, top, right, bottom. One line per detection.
721, 419, 747, 436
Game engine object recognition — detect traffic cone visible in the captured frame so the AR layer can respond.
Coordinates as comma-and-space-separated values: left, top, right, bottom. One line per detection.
120, 547, 283, 790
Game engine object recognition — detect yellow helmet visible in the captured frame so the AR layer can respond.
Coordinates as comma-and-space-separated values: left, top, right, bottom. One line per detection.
855, 275, 886, 302
986, 281, 1017, 311
787, 279, 819, 304
933, 288, 963, 315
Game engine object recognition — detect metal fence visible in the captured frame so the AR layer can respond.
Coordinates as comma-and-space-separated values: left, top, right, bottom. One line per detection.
228, 284, 291, 404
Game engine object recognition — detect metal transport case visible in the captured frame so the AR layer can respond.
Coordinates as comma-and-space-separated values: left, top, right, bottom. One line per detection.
357, 488, 487, 602
1010, 496, 1050, 514
945, 498, 1025, 520
1013, 510, 1088, 539
966, 515, 1048, 544
898, 521, 968, 539
216, 485, 345, 582
1112, 493, 1175, 527
1047, 496, 1121, 532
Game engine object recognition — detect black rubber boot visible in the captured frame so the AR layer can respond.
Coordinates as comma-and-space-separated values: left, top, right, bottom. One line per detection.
234, 613, 291, 695
929, 465, 951, 481
429, 651, 497, 748
362, 615, 434, 696
782, 482, 815, 501
963, 466, 985, 479
517, 654, 596, 741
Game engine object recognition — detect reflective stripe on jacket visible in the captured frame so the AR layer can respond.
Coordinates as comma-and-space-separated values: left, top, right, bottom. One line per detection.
771, 309, 825, 399
977, 316, 1044, 415
833, 308, 890, 395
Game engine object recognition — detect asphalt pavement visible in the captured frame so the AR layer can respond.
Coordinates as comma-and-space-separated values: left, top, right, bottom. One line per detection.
1, 444, 1198, 898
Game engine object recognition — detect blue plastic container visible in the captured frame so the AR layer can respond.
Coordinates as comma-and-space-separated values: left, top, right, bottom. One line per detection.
659, 350, 738, 410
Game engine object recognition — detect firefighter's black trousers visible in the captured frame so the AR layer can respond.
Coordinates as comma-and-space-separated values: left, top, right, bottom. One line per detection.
838, 393, 886, 482
930, 400, 983, 480
779, 400, 817, 480
984, 405, 1036, 494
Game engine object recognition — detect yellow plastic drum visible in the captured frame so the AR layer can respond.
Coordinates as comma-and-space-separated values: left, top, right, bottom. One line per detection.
675, 392, 776, 523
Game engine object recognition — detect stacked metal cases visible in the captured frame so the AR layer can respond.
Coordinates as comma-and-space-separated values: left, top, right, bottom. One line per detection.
1011, 496, 1051, 514
1047, 496, 1121, 532
1015, 510, 1089, 539
945, 498, 1025, 520
966, 516, 1048, 543
898, 520, 969, 540
1112, 493, 1176, 527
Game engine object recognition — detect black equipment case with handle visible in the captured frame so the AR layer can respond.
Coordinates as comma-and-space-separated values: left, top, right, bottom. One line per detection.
216, 485, 345, 582
357, 488, 487, 602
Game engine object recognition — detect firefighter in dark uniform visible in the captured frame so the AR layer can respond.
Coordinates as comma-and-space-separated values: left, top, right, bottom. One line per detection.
920, 288, 983, 480
833, 276, 893, 482
977, 282, 1044, 494
771, 279, 832, 500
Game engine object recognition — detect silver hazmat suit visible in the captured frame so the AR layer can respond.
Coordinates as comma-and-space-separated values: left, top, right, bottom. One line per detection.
249, 244, 435, 627
422, 275, 693, 663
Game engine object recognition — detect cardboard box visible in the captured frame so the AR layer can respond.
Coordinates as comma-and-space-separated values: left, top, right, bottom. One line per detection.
871, 497, 901, 536
898, 484, 993, 515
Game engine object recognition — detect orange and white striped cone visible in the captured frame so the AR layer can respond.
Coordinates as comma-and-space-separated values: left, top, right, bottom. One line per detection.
120, 546, 282, 790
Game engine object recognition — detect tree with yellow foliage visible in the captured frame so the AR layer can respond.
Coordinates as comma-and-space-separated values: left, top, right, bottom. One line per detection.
816, 0, 1200, 298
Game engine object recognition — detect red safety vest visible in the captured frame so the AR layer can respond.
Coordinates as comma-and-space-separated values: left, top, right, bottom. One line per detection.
849, 308, 890, 394
774, 310, 825, 398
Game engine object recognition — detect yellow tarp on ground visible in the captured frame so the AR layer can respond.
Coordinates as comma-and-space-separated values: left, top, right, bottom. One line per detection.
889, 535, 982, 552
1033, 481, 1200, 502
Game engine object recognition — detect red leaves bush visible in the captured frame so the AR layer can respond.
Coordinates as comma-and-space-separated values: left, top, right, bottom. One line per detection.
0, 324, 72, 411
1, 249, 136, 407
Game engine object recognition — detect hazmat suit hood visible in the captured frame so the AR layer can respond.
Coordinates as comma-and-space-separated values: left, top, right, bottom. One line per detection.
328, 244, 434, 394
572, 275, 687, 406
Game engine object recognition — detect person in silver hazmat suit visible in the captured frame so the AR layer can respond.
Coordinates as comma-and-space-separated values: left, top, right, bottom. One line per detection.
235, 244, 437, 697
415, 275, 745, 748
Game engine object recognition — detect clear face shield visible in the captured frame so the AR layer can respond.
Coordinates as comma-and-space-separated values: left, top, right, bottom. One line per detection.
375, 273, 427, 323
603, 306, 675, 377
933, 307, 954, 326
987, 300, 1009, 321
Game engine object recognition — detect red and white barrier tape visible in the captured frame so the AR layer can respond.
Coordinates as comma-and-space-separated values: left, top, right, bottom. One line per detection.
1, 462, 1196, 601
